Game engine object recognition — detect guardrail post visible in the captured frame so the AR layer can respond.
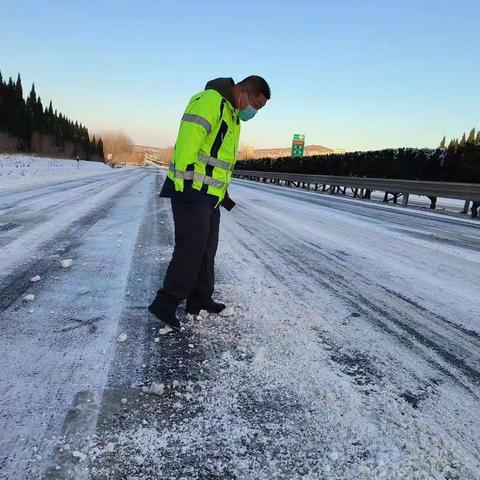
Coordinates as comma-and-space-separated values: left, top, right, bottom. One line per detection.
428, 196, 437, 209
402, 193, 409, 207
462, 200, 470, 214
472, 201, 479, 218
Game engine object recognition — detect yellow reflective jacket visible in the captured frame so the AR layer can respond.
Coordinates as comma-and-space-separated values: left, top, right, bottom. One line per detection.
167, 80, 241, 204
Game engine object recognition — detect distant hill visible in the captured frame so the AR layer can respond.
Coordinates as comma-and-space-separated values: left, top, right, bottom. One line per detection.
128, 143, 345, 165
239, 144, 344, 159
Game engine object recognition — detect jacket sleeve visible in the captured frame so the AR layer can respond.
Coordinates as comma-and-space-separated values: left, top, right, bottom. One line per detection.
173, 90, 222, 171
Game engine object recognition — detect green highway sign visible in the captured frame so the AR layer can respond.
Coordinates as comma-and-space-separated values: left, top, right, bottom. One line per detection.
291, 133, 305, 158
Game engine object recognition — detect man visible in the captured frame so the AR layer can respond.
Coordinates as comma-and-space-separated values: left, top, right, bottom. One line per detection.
149, 75, 270, 329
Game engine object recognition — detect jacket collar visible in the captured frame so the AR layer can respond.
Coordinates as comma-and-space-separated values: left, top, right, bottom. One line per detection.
204, 77, 236, 109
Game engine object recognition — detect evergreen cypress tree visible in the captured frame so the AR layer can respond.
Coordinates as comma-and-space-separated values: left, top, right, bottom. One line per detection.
15, 74, 23, 99
97, 138, 104, 159
5, 77, 15, 134
467, 127, 476, 144
13, 74, 27, 144
439, 135, 446, 149
44, 100, 54, 134
35, 96, 44, 133
26, 83, 37, 109
0, 71, 5, 131
476, 130, 480, 146
459, 133, 466, 146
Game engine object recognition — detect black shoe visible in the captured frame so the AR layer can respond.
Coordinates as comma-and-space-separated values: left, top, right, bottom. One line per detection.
148, 293, 181, 329
186, 299, 226, 315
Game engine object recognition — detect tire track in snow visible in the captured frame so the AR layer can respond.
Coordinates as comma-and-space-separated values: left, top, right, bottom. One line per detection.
0, 172, 137, 248
0, 170, 149, 312
230, 206, 480, 392
0, 169, 132, 207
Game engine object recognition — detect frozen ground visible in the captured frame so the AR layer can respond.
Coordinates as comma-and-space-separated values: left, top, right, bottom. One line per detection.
0, 154, 118, 191
0, 165, 479, 479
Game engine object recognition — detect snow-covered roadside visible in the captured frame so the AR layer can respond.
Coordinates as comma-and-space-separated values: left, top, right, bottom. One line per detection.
0, 154, 125, 191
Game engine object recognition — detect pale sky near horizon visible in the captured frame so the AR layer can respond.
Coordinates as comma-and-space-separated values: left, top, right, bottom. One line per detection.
1, 0, 479, 151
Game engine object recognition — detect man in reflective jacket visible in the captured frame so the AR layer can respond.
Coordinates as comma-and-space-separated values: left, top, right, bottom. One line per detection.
149, 75, 270, 328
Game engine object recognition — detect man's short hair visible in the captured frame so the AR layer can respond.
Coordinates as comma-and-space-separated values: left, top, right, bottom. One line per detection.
238, 75, 271, 100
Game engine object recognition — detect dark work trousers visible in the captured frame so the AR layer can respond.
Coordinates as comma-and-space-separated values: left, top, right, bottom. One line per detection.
159, 197, 220, 303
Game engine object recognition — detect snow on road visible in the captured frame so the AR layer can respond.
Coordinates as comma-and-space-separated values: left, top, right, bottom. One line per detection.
1, 166, 479, 479
0, 154, 119, 191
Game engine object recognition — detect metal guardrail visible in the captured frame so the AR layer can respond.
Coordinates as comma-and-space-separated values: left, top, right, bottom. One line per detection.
146, 159, 168, 169
233, 170, 480, 202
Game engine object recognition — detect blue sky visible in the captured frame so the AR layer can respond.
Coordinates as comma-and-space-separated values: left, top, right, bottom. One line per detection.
1, 0, 479, 150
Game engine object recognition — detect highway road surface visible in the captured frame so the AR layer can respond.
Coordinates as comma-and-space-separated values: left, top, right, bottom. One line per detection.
1, 167, 479, 479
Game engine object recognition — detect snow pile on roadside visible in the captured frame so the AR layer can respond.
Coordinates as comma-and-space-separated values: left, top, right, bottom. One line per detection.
0, 154, 114, 190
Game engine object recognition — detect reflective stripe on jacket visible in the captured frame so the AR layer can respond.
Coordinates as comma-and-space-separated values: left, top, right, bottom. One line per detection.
167, 88, 240, 204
